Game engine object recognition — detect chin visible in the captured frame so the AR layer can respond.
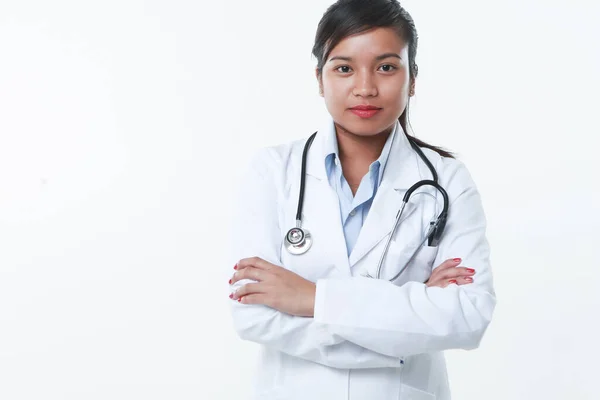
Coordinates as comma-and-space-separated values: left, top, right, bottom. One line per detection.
336, 114, 395, 137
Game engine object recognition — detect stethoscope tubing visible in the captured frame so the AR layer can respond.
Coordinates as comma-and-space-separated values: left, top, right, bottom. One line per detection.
285, 129, 450, 283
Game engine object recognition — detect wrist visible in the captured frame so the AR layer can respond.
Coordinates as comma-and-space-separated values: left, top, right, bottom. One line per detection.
308, 282, 316, 317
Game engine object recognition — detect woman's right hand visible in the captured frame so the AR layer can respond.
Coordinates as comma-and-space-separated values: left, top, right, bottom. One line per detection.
425, 258, 475, 288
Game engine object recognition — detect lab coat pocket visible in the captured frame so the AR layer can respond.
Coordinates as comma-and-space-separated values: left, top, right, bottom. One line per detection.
399, 383, 436, 400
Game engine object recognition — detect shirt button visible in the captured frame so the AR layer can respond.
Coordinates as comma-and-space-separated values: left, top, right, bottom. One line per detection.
350, 209, 356, 216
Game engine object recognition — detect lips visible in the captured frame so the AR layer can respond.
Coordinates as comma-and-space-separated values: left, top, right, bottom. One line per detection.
350, 105, 381, 111
349, 105, 382, 118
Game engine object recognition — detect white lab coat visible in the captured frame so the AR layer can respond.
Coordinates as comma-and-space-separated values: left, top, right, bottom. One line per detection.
228, 117, 496, 400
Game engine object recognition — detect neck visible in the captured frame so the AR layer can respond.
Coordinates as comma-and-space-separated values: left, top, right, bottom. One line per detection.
334, 122, 393, 165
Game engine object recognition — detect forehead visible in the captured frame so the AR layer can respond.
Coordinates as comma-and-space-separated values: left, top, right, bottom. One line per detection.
328, 27, 408, 61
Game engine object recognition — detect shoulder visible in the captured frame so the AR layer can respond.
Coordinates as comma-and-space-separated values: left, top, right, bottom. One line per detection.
242, 136, 308, 186
419, 146, 480, 198
252, 137, 306, 166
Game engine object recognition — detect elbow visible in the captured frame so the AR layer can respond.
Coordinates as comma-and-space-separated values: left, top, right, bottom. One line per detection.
230, 303, 275, 343
230, 309, 258, 342
438, 315, 492, 352
454, 290, 496, 351
232, 318, 254, 342
233, 320, 269, 343
425, 288, 495, 352
458, 324, 490, 351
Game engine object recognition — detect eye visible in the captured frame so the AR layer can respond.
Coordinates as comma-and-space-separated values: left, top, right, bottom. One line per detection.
379, 64, 397, 72
335, 65, 352, 73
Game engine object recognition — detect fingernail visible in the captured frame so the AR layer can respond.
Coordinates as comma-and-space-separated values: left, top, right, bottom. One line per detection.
234, 264, 238, 270
465, 277, 473, 282
237, 297, 242, 302
453, 258, 461, 262
466, 268, 475, 273
228, 279, 232, 284
229, 293, 233, 299
449, 279, 457, 284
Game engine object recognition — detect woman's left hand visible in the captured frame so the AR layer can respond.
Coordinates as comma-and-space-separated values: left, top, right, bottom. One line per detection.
229, 257, 316, 317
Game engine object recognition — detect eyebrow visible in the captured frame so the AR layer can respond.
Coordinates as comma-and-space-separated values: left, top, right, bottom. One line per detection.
328, 53, 402, 63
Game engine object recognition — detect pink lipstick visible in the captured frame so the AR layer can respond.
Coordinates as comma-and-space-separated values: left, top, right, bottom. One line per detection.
349, 105, 382, 118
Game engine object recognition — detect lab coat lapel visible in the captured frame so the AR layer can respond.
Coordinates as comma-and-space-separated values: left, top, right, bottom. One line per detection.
304, 119, 351, 276
348, 127, 424, 268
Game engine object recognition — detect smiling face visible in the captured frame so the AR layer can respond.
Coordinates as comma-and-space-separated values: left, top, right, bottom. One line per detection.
316, 27, 414, 137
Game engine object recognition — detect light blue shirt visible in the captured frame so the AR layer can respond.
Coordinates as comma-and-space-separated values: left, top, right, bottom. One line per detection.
323, 122, 398, 256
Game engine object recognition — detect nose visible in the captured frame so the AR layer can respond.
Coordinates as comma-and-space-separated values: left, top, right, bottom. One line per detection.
352, 70, 378, 97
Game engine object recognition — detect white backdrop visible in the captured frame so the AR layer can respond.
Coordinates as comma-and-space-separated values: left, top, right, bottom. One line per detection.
1, 0, 599, 399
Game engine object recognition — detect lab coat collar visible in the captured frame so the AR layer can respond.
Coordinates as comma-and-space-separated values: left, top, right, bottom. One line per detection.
306, 115, 422, 190
305, 114, 428, 268
321, 117, 398, 188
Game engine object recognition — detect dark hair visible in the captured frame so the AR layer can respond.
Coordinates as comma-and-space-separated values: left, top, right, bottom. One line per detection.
312, 0, 455, 158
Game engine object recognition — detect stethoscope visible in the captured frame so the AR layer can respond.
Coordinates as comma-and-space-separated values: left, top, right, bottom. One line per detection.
283, 129, 449, 282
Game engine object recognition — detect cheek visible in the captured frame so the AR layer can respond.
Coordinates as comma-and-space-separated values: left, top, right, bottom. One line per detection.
321, 74, 410, 116
381, 74, 410, 94
385, 89, 409, 110
322, 81, 349, 117
322, 78, 348, 98
380, 80, 410, 107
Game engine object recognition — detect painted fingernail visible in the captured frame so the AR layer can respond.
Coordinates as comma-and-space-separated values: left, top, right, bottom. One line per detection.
453, 258, 461, 262
228, 279, 232, 284
234, 264, 238, 270
465, 277, 473, 282
466, 268, 475, 273
229, 293, 233, 299
449, 279, 457, 284
237, 297, 242, 302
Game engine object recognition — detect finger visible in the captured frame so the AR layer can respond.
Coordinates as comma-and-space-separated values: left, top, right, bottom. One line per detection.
236, 257, 273, 271
434, 266, 476, 281
237, 293, 268, 305
432, 258, 463, 272
426, 278, 458, 288
455, 276, 474, 285
428, 274, 475, 288
231, 266, 264, 285
231, 282, 263, 300
235, 257, 262, 271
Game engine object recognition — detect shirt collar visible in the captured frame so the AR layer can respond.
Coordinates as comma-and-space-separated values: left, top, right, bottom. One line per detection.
323, 119, 399, 185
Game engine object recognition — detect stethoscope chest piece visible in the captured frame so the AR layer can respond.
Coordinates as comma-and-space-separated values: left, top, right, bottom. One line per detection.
284, 227, 312, 255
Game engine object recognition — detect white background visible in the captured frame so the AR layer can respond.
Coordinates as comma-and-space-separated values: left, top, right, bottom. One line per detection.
1, 0, 599, 399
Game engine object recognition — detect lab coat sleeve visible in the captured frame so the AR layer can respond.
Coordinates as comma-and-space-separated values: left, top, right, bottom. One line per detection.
313, 159, 496, 357
227, 147, 403, 369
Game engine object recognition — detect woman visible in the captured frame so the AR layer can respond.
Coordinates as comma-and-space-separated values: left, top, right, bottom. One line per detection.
227, 1, 496, 399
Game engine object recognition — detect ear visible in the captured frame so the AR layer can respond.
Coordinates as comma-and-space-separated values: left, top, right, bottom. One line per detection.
409, 80, 416, 97
315, 67, 324, 97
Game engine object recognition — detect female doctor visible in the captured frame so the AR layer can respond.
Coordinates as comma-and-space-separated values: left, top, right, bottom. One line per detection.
227, 1, 496, 399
